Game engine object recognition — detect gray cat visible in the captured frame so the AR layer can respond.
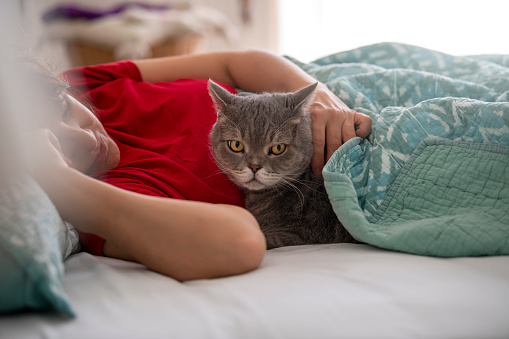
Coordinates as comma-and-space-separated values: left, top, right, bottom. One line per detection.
208, 80, 356, 249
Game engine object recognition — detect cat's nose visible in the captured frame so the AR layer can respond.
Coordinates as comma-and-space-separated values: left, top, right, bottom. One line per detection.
249, 165, 261, 173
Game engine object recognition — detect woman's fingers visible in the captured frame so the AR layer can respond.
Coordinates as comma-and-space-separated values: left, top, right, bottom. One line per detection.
325, 111, 346, 161
309, 84, 372, 175
30, 129, 72, 178
310, 108, 327, 175
354, 112, 372, 138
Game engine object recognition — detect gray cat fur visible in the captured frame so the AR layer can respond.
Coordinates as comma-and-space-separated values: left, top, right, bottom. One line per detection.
208, 80, 356, 249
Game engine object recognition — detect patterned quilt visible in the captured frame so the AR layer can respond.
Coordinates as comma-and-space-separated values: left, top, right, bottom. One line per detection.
289, 43, 509, 257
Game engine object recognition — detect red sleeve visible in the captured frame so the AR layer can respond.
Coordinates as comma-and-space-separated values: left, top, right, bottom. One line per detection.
63, 60, 142, 98
77, 231, 105, 256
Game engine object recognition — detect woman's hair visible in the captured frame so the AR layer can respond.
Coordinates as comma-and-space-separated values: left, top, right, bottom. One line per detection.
19, 48, 97, 127
19, 50, 70, 125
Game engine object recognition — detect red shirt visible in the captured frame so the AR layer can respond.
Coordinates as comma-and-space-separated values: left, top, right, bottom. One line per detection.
64, 61, 244, 255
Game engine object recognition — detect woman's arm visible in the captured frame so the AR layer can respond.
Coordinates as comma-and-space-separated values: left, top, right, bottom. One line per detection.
135, 50, 312, 92
32, 130, 265, 281
134, 50, 372, 174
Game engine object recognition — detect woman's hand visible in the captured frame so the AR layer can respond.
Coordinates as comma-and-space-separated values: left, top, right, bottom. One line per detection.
30, 129, 73, 189
309, 83, 372, 175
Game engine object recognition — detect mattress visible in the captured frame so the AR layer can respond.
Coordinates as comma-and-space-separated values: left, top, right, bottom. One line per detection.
1, 243, 509, 338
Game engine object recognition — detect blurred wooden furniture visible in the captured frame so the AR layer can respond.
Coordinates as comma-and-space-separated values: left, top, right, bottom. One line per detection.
66, 35, 202, 66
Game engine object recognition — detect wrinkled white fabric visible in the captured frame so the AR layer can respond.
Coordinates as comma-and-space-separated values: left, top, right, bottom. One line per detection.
2, 243, 508, 338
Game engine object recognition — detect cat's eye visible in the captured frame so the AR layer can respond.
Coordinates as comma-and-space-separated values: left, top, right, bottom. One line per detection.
270, 144, 286, 155
227, 140, 244, 153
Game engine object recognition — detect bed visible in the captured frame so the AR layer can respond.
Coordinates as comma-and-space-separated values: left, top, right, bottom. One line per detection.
2, 245, 509, 338
1, 43, 508, 338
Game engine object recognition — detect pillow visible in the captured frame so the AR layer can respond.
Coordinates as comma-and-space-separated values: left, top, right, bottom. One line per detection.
0, 175, 79, 317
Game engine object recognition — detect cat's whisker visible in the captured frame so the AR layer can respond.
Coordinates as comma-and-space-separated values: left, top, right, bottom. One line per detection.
271, 183, 285, 199
284, 176, 328, 196
278, 179, 305, 210
201, 169, 229, 180
207, 162, 243, 181
276, 168, 326, 193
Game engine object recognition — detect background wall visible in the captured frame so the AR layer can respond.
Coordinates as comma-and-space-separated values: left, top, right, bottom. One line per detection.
16, 0, 509, 68
278, 0, 509, 62
20, 0, 279, 69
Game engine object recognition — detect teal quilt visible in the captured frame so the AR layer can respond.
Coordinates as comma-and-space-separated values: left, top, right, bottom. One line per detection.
289, 43, 509, 257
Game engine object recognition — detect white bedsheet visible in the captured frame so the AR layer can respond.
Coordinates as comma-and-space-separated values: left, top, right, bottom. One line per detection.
2, 243, 509, 338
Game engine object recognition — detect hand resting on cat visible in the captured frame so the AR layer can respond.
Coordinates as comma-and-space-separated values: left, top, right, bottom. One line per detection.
209, 80, 357, 249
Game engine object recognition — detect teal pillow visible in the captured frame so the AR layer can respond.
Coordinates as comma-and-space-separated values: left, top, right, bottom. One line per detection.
0, 175, 79, 317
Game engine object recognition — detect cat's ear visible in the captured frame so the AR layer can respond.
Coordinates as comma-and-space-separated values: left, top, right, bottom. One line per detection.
289, 82, 318, 110
208, 79, 235, 112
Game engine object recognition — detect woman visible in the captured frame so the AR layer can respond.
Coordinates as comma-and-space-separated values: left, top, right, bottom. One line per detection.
31, 50, 372, 281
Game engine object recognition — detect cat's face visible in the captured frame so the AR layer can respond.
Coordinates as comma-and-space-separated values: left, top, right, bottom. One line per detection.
209, 80, 317, 191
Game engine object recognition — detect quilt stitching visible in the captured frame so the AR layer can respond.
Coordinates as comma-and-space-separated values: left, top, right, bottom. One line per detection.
300, 43, 509, 256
